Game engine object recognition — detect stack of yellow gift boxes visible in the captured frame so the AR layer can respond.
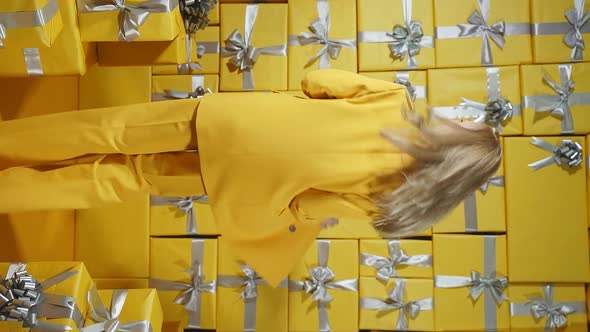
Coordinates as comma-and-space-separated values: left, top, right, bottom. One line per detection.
1, 0, 590, 331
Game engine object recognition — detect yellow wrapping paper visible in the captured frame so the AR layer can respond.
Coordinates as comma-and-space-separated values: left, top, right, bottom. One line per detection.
521, 63, 590, 135
75, 195, 150, 278
361, 71, 428, 116
94, 278, 150, 290
587, 281, 590, 323
0, 262, 93, 332
0, 211, 74, 261
0, 0, 95, 77
434, 0, 532, 68
149, 193, 218, 236
505, 136, 590, 282
149, 238, 217, 330
0, 0, 63, 48
433, 234, 510, 331
83, 289, 163, 332
151, 74, 219, 103
217, 237, 288, 332
287, 0, 357, 90
434, 138, 506, 233
220, 4, 287, 91
79, 65, 152, 109
531, 0, 590, 63
359, 278, 434, 331
77, 0, 180, 42
428, 66, 523, 135
208, 4, 219, 25
289, 240, 358, 332
276, 90, 309, 98
357, 0, 434, 71
510, 284, 587, 331
588, 135, 590, 227
359, 240, 432, 279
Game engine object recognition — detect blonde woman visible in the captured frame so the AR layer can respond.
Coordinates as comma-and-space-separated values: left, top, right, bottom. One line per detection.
0, 69, 501, 286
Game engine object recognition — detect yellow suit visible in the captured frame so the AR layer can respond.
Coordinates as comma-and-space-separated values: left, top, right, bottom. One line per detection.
0, 69, 413, 286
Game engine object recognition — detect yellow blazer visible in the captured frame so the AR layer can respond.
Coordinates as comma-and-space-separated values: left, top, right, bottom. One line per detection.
197, 69, 414, 286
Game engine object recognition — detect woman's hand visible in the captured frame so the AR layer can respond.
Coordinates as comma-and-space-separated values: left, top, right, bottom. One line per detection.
320, 217, 339, 229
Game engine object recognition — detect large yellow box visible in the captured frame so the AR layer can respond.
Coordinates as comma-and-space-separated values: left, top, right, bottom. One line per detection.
521, 63, 590, 135
531, 0, 590, 63
149, 238, 217, 330
505, 136, 590, 282
359, 278, 434, 331
94, 278, 150, 290
287, 0, 357, 90
357, 0, 434, 71
217, 237, 288, 332
361, 71, 428, 117
360, 239, 432, 280
433, 234, 510, 331
510, 284, 587, 331
428, 66, 523, 135
151, 75, 219, 102
75, 195, 150, 278
289, 240, 358, 332
0, 0, 63, 48
220, 4, 287, 91
434, 0, 532, 68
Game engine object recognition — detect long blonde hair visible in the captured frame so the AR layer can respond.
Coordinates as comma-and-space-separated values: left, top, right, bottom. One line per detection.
372, 107, 502, 238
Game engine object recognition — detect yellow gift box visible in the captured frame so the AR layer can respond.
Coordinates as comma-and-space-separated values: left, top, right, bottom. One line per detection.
433, 234, 510, 331
83, 289, 163, 332
149, 238, 217, 330
0, 262, 93, 332
0, 0, 63, 48
521, 63, 590, 135
149, 193, 218, 236
361, 71, 428, 116
0, 0, 95, 77
360, 240, 432, 280
75, 195, 150, 278
220, 4, 287, 91
95, 278, 150, 290
505, 136, 590, 282
588, 135, 590, 227
359, 278, 434, 331
531, 0, 590, 63
77, 0, 179, 42
151, 75, 219, 102
434, 0, 532, 68
434, 138, 506, 233
510, 284, 587, 331
357, 0, 434, 71
428, 66, 523, 135
287, 0, 357, 90
217, 237, 288, 332
79, 65, 152, 109
289, 240, 358, 332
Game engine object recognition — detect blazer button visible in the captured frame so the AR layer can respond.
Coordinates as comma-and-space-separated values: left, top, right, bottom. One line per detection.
289, 224, 296, 232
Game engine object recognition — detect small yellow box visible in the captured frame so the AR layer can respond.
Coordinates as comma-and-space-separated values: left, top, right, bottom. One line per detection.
0, 0, 63, 48
359, 239, 432, 280
151, 75, 219, 103
361, 71, 428, 116
94, 278, 150, 290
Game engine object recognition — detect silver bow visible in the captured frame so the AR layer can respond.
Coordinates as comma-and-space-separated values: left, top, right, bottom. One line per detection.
360, 279, 433, 331
462, 97, 514, 131
457, 0, 505, 65
388, 21, 426, 69
528, 137, 583, 171
360, 241, 432, 282
150, 195, 209, 234
0, 24, 5, 48
81, 288, 152, 332
80, 0, 178, 41
536, 65, 575, 134
564, 0, 590, 61
468, 271, 509, 304
479, 175, 504, 193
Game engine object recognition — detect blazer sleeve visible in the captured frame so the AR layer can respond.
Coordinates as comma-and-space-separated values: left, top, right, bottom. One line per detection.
290, 189, 375, 224
301, 69, 404, 100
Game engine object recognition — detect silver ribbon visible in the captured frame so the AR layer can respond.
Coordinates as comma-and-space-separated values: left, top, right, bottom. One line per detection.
177, 41, 220, 74
510, 284, 586, 331
435, 0, 530, 65
528, 137, 584, 171
79, 0, 179, 41
220, 4, 287, 90
81, 288, 152, 332
218, 265, 287, 332
23, 48, 44, 76
288, 0, 356, 69
0, 0, 61, 48
393, 72, 426, 102
357, 0, 433, 68
359, 240, 432, 282
288, 240, 358, 332
149, 195, 209, 234
149, 239, 216, 329
463, 174, 505, 232
435, 236, 508, 331
360, 278, 433, 331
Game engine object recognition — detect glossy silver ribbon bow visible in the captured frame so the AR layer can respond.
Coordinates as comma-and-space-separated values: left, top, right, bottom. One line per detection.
360, 279, 433, 331
435, 270, 508, 305
479, 175, 504, 193
0, 24, 5, 48
537, 65, 575, 133
564, 0, 590, 61
81, 288, 152, 332
528, 137, 583, 171
150, 195, 209, 234
461, 97, 514, 131
360, 241, 432, 282
388, 0, 432, 68
457, 0, 505, 65
80, 0, 178, 41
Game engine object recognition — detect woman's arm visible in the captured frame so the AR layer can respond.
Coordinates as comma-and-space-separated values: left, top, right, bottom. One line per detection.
301, 69, 402, 99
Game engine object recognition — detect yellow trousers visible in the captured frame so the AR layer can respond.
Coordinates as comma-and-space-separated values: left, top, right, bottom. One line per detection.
0, 99, 203, 212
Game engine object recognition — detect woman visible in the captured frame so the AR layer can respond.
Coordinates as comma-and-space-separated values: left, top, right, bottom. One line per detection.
0, 70, 501, 286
